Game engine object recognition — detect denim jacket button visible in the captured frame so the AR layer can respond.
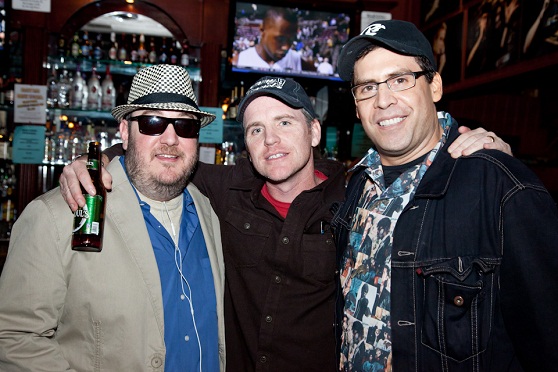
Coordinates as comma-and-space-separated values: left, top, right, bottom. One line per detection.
453, 295, 464, 306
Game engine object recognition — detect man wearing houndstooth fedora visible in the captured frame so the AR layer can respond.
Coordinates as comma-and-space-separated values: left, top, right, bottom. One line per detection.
0, 64, 226, 371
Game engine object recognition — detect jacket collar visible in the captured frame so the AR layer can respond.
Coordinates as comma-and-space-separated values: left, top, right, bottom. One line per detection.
229, 157, 345, 191
414, 122, 460, 198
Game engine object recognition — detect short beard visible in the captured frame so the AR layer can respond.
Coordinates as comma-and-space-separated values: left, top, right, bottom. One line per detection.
125, 134, 197, 201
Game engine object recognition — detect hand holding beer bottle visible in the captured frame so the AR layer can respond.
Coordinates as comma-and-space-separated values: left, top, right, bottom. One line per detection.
71, 141, 106, 252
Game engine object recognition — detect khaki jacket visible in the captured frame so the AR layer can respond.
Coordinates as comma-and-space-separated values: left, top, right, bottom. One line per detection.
0, 157, 226, 371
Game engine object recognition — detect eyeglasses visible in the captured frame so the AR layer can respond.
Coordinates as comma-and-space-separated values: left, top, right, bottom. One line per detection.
351, 71, 429, 102
128, 115, 201, 138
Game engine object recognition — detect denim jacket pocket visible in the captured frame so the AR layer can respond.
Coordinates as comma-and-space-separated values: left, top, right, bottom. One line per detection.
417, 256, 500, 362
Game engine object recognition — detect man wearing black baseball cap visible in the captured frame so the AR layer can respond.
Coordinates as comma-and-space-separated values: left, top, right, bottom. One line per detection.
333, 19, 558, 371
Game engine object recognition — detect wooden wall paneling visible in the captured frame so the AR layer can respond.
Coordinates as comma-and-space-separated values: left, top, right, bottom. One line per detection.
199, 0, 230, 107
17, 25, 50, 213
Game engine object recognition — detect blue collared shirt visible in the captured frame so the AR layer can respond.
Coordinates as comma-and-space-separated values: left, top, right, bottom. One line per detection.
121, 157, 218, 371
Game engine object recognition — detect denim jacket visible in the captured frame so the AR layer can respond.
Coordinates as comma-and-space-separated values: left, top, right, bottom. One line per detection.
333, 122, 558, 371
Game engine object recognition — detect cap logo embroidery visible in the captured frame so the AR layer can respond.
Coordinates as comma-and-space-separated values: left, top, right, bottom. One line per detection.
361, 24, 386, 36
247, 77, 286, 94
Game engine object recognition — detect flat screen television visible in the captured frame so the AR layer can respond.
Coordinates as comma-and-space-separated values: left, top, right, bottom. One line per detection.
229, 1, 352, 82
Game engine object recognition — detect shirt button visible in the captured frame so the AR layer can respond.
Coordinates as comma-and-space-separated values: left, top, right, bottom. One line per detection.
265, 315, 273, 323
326, 239, 333, 245
151, 355, 163, 368
274, 275, 282, 283
282, 236, 289, 244
185, 335, 190, 341
259, 355, 267, 364
243, 222, 251, 230
453, 296, 464, 306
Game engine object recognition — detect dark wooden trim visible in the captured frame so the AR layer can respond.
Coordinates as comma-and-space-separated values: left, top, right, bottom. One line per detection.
444, 51, 558, 95
58, 1, 187, 44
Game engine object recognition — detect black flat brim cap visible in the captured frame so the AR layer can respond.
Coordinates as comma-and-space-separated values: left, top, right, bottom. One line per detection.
337, 20, 437, 82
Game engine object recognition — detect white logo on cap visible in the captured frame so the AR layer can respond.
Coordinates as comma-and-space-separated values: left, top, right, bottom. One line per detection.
361, 24, 386, 36
248, 77, 286, 94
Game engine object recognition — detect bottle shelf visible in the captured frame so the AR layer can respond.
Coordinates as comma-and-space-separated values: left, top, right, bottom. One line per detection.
44, 56, 202, 82
48, 107, 115, 122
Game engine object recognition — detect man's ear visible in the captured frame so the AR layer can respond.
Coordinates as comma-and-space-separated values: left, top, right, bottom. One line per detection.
119, 120, 129, 150
430, 72, 443, 103
311, 118, 322, 148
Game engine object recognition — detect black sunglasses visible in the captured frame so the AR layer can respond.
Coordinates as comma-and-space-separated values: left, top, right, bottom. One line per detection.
128, 115, 201, 138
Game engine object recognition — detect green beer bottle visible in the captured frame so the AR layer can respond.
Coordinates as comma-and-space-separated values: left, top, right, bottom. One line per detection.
71, 141, 106, 252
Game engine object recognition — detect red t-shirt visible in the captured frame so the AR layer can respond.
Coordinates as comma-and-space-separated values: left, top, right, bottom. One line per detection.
261, 170, 327, 218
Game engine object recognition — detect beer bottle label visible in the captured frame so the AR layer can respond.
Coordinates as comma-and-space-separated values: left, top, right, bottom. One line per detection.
87, 158, 99, 170
72, 194, 103, 235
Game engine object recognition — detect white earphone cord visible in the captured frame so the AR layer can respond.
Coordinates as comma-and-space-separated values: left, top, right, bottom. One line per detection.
165, 202, 203, 372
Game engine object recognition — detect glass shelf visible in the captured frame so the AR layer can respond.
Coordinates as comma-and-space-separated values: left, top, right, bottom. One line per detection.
48, 107, 116, 122
44, 56, 202, 82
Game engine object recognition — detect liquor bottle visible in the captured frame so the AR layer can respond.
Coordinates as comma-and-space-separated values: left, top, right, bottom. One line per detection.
98, 129, 109, 151
158, 37, 168, 64
67, 123, 82, 163
108, 32, 118, 61
180, 38, 190, 67
57, 35, 67, 57
3, 76, 15, 106
70, 67, 87, 109
227, 86, 238, 120
83, 123, 95, 144
115, 82, 127, 106
137, 34, 147, 63
46, 65, 59, 108
80, 31, 91, 59
118, 33, 128, 61
101, 65, 116, 111
57, 69, 71, 108
222, 141, 236, 165
148, 37, 157, 64
130, 34, 139, 62
93, 33, 103, 60
72, 141, 106, 252
86, 67, 102, 110
169, 38, 178, 65
239, 81, 245, 102
70, 32, 81, 59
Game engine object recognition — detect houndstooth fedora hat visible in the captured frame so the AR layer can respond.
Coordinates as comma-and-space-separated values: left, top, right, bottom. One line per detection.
111, 64, 216, 127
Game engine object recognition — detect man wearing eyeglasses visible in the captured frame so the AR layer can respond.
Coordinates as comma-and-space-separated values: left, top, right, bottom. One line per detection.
333, 20, 558, 371
0, 64, 226, 371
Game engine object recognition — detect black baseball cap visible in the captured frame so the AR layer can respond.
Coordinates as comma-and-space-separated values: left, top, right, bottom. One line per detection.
337, 20, 437, 82
237, 76, 317, 123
